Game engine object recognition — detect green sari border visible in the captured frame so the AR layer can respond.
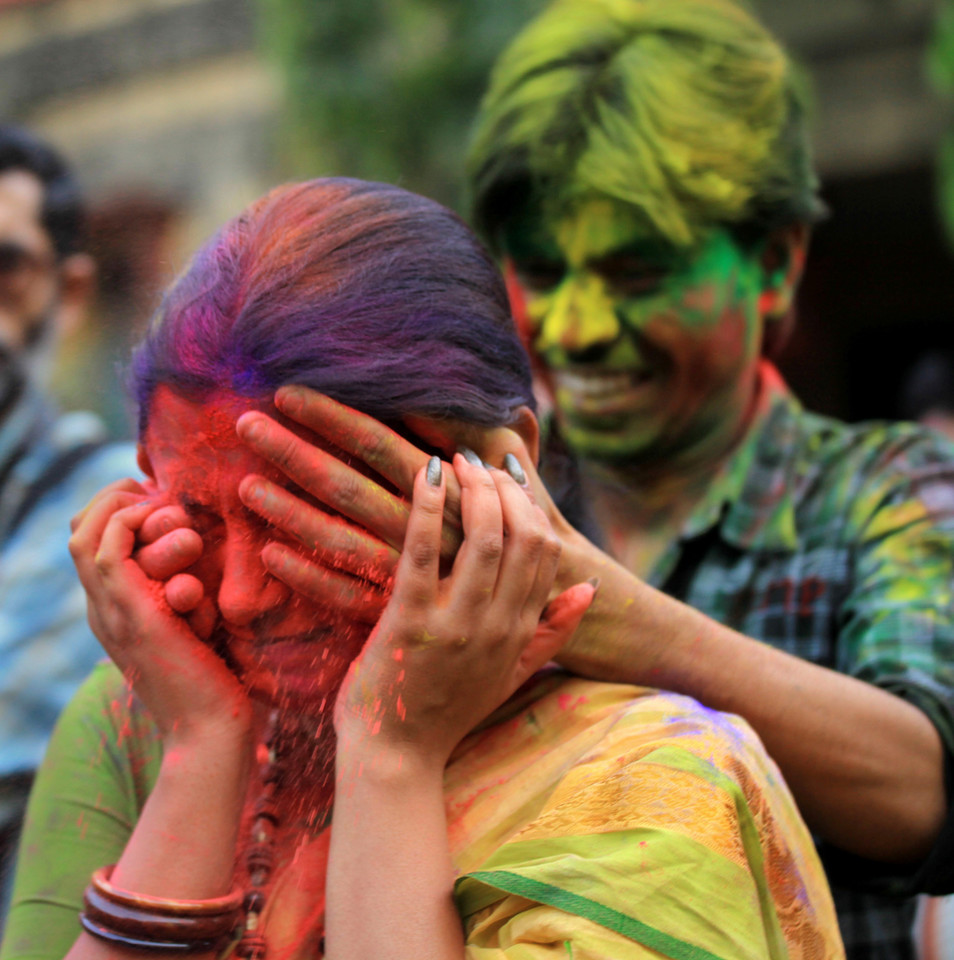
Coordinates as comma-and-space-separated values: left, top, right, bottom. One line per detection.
467, 869, 730, 960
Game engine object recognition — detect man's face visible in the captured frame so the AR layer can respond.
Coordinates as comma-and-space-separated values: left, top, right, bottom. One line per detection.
501, 196, 769, 464
0, 170, 58, 354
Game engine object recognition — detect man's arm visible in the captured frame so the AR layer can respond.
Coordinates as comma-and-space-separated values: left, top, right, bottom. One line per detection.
234, 388, 954, 869
555, 541, 946, 863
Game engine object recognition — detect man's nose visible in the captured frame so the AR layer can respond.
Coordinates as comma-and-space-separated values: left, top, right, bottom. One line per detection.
217, 536, 290, 628
534, 273, 621, 357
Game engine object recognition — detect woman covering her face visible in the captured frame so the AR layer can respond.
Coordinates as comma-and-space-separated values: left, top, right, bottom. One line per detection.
0, 180, 844, 960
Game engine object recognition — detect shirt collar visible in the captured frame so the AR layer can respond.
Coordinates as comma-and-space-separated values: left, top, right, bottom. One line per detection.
678, 360, 802, 552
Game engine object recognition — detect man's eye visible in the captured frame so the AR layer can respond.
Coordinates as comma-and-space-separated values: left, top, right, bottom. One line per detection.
598, 258, 669, 297
513, 259, 565, 293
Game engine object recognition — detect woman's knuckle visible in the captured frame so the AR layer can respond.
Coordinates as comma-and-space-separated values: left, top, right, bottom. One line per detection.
357, 424, 390, 461
407, 539, 439, 568
335, 474, 363, 510
67, 533, 83, 559
522, 526, 547, 556
274, 433, 301, 469
474, 534, 504, 563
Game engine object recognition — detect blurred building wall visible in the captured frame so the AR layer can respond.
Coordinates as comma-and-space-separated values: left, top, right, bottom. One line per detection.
763, 0, 941, 178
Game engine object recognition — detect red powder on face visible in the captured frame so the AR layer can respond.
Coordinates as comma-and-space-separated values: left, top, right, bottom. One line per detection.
141, 387, 373, 713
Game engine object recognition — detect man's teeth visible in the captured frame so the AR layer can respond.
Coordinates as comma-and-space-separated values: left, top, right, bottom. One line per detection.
554, 370, 650, 397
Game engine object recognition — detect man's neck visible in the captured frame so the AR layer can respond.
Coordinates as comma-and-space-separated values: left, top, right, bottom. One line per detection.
577, 373, 764, 568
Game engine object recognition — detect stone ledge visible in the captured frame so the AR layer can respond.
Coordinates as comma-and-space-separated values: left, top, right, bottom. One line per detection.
0, 0, 255, 117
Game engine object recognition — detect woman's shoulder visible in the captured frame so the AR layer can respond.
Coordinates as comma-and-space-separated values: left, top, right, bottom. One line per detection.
452, 671, 786, 811
53, 658, 163, 798
448, 673, 843, 959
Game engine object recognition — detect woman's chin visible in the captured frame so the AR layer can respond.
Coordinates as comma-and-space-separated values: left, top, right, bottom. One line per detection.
227, 634, 365, 716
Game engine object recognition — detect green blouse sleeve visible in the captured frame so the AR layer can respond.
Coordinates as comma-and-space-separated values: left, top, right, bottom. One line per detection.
0, 661, 162, 960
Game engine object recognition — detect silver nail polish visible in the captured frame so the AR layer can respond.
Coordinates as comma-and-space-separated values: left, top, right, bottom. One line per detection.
426, 455, 443, 486
503, 453, 527, 485
459, 447, 483, 467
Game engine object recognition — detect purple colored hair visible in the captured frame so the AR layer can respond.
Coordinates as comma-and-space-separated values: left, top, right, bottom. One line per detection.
131, 178, 533, 433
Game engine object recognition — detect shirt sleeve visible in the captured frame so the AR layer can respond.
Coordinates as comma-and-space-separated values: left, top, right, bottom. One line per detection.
0, 662, 161, 960
832, 432, 954, 894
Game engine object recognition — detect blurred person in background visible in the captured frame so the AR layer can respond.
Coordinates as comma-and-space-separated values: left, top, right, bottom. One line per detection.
247, 2, 954, 956
0, 125, 137, 919
898, 350, 954, 443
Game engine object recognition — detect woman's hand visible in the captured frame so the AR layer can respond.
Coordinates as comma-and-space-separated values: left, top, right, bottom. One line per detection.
69, 481, 252, 745
333, 453, 596, 769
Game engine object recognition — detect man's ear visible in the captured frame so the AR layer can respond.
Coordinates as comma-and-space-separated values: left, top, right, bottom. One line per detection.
758, 222, 809, 358
136, 443, 155, 480
54, 252, 96, 338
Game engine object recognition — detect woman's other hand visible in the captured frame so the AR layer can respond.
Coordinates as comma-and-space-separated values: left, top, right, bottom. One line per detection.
133, 502, 218, 639
68, 482, 252, 745
333, 453, 596, 770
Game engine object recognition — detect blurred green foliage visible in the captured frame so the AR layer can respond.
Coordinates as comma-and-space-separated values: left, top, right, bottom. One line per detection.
928, 0, 954, 250
255, 0, 546, 212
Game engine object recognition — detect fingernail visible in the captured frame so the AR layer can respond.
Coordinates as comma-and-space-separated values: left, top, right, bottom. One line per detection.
239, 414, 265, 442
586, 576, 601, 592
459, 447, 483, 467
276, 385, 303, 413
503, 453, 527, 486
426, 455, 442, 487
243, 479, 266, 503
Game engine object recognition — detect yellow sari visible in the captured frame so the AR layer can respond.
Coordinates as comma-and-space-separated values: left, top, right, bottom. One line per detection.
3, 665, 843, 960
447, 671, 843, 959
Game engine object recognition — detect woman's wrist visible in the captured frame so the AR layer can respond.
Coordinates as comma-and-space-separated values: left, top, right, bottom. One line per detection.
162, 710, 257, 773
335, 725, 448, 787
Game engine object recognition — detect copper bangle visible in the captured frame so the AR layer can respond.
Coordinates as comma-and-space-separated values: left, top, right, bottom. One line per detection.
92, 866, 244, 915
79, 914, 222, 953
79, 866, 243, 951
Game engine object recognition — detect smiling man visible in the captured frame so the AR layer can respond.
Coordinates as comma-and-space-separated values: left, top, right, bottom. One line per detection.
462, 0, 954, 955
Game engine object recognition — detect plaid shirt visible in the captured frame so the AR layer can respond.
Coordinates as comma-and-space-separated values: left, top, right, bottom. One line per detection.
0, 378, 137, 830
646, 362, 954, 959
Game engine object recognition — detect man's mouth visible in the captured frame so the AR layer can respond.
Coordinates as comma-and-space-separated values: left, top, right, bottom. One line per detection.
551, 368, 658, 415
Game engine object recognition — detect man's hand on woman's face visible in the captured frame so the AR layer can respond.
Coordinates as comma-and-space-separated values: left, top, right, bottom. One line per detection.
234, 386, 560, 597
